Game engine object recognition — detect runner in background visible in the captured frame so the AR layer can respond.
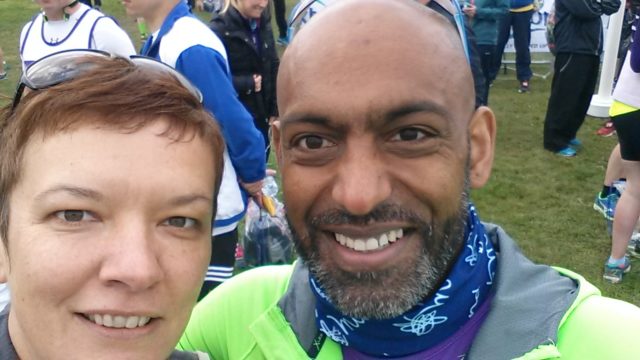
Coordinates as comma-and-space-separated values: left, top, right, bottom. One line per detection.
19, 0, 135, 71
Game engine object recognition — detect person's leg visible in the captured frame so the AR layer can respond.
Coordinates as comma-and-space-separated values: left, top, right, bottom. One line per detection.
604, 109, 640, 283
567, 54, 599, 140
136, 17, 149, 41
544, 53, 598, 153
595, 144, 623, 220
478, 44, 495, 105
273, 0, 288, 42
512, 10, 533, 83
605, 144, 624, 186
543, 53, 578, 152
610, 163, 640, 260
199, 228, 239, 300
0, 46, 5, 79
490, 12, 512, 80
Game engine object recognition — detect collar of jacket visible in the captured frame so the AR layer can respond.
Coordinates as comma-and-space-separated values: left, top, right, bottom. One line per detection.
142, 1, 192, 57
272, 223, 582, 359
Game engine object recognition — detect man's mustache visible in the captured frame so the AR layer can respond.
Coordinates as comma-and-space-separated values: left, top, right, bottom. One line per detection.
308, 203, 429, 229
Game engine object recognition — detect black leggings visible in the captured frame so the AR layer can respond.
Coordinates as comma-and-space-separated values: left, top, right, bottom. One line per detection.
198, 228, 238, 300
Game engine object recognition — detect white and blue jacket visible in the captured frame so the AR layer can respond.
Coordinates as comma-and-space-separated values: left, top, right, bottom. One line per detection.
142, 2, 266, 235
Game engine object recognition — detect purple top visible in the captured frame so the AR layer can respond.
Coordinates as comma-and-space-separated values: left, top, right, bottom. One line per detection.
342, 296, 493, 360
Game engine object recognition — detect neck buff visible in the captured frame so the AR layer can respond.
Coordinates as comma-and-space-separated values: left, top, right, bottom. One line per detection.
310, 203, 496, 357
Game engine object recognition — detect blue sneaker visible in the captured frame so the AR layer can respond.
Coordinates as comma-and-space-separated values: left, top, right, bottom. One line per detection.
276, 36, 289, 46
556, 147, 576, 157
568, 138, 582, 148
628, 233, 640, 258
603, 257, 631, 284
0, 72, 6, 81
593, 192, 618, 221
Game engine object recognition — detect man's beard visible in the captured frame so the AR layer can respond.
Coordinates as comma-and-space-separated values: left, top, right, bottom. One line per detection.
290, 191, 469, 320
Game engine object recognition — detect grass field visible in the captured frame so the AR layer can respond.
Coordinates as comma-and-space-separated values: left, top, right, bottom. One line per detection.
1, 0, 638, 306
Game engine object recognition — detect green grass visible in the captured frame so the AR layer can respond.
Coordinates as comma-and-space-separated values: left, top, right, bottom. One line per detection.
1, 0, 637, 306
480, 63, 639, 304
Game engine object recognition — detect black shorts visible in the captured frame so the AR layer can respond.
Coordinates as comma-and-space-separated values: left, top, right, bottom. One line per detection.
612, 109, 640, 161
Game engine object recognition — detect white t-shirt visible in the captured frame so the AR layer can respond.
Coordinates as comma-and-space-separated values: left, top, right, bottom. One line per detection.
20, 3, 135, 70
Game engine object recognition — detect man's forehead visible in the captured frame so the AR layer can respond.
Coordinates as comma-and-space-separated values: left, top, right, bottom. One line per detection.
278, 0, 474, 124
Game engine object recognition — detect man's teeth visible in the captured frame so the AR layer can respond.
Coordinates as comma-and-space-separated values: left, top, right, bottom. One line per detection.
335, 229, 404, 251
86, 314, 151, 329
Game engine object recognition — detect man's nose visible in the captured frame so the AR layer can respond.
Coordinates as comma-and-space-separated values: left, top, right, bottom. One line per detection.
331, 142, 392, 215
98, 221, 164, 291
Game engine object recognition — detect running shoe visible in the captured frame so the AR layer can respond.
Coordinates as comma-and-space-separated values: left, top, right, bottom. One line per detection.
276, 36, 289, 46
596, 121, 616, 137
603, 257, 631, 284
568, 138, 582, 148
518, 81, 529, 93
628, 233, 640, 258
593, 192, 618, 221
556, 147, 576, 157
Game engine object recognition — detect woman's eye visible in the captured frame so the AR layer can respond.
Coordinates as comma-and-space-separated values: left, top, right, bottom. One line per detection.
296, 135, 334, 150
391, 128, 428, 142
54, 210, 94, 222
164, 217, 197, 229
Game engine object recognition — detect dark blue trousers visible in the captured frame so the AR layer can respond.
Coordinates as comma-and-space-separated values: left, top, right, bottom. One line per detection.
492, 10, 533, 82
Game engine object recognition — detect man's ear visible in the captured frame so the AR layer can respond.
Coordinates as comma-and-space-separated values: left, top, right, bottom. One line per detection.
271, 120, 283, 167
468, 106, 496, 189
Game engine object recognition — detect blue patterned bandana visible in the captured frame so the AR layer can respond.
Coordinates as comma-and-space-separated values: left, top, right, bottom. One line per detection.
310, 203, 496, 357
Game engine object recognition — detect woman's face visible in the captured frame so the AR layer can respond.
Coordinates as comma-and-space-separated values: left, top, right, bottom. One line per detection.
236, 0, 268, 20
0, 119, 215, 359
36, 0, 77, 20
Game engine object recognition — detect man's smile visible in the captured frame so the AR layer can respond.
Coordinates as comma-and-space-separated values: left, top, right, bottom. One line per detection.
334, 228, 404, 252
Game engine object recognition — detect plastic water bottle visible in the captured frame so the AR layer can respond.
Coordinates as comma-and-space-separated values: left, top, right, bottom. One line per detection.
262, 175, 278, 197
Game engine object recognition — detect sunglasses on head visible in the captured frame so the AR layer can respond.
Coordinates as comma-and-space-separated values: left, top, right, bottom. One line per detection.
286, 0, 471, 62
11, 49, 203, 111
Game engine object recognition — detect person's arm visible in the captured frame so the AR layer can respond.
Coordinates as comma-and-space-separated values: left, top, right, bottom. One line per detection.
561, 0, 620, 18
176, 45, 266, 183
630, 17, 639, 72
264, 20, 280, 118
208, 18, 257, 102
19, 21, 32, 72
232, 74, 257, 95
91, 17, 136, 56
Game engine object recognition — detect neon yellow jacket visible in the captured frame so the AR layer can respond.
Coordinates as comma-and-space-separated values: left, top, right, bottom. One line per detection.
179, 224, 640, 359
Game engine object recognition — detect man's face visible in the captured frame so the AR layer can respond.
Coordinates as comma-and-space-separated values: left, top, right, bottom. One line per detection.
274, 2, 493, 319
0, 120, 215, 359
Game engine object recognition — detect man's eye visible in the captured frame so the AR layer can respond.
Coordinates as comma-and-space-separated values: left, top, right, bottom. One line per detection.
163, 217, 197, 229
391, 128, 428, 142
296, 135, 334, 150
54, 210, 95, 222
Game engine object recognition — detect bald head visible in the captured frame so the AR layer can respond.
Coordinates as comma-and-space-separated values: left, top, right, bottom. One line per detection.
272, 0, 496, 320
278, 0, 475, 115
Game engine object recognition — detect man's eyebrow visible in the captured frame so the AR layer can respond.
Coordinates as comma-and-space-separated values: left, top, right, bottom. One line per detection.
383, 101, 451, 123
34, 185, 103, 202
279, 115, 347, 131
